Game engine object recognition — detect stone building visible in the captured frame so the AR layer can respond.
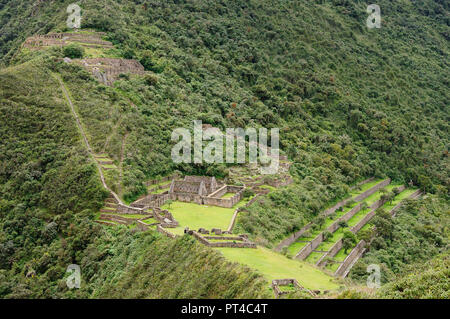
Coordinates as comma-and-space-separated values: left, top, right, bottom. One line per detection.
183, 176, 218, 195
169, 180, 208, 196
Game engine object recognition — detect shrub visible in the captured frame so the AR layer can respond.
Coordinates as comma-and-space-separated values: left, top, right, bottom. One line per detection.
63, 44, 84, 59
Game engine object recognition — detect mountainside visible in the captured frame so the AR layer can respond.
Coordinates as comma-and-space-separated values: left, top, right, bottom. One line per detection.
0, 0, 448, 299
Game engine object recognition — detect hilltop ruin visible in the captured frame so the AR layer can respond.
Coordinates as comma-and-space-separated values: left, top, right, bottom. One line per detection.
23, 32, 113, 50
71, 58, 145, 85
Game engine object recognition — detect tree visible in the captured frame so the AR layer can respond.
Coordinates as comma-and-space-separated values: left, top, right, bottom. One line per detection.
314, 215, 326, 228
338, 220, 348, 229
342, 230, 357, 253
242, 188, 255, 199
372, 208, 393, 238
63, 44, 84, 59
323, 230, 332, 241
360, 202, 368, 211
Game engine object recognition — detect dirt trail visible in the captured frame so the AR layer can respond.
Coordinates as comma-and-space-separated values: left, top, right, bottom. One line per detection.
118, 132, 128, 198
54, 74, 125, 206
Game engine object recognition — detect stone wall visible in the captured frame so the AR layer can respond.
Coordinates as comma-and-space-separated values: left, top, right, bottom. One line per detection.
169, 192, 203, 205
316, 239, 343, 267
100, 214, 134, 225
353, 178, 391, 202
349, 177, 375, 191
136, 220, 150, 231
271, 279, 315, 298
132, 193, 170, 208
200, 185, 244, 208
23, 32, 113, 50
153, 208, 179, 227
318, 185, 409, 268
316, 197, 387, 267
252, 186, 271, 195
274, 178, 382, 252
296, 202, 364, 260
390, 189, 421, 217
266, 175, 294, 188
145, 174, 178, 187
334, 188, 422, 276
203, 235, 244, 241
208, 185, 228, 198
116, 204, 146, 214
203, 191, 243, 208
334, 240, 367, 277
271, 279, 301, 298
156, 225, 177, 239
72, 58, 145, 86
95, 220, 116, 226
184, 176, 218, 194
191, 231, 256, 248
295, 232, 325, 260
326, 202, 363, 233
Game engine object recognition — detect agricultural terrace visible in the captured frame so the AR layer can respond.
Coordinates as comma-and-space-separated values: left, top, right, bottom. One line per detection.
324, 187, 419, 272
218, 247, 340, 291
285, 178, 388, 257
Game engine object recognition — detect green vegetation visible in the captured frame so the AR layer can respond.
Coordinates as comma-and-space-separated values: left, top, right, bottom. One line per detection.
63, 43, 84, 59
161, 201, 235, 233
349, 195, 449, 284
221, 193, 235, 199
217, 247, 340, 291
0, 54, 270, 300
0, 0, 448, 299
376, 253, 449, 299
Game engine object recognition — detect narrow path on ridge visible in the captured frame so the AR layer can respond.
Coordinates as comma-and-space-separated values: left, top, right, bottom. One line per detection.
118, 131, 128, 198
53, 73, 125, 206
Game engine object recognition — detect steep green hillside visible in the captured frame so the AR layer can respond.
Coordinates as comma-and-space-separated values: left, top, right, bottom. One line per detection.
2, 0, 447, 242
349, 194, 449, 282
0, 60, 270, 298
0, 0, 448, 298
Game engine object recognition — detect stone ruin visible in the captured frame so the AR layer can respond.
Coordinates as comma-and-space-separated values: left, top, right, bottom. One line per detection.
183, 227, 256, 248
22, 32, 145, 86
183, 176, 218, 194
271, 279, 315, 298
72, 58, 145, 86
169, 180, 208, 197
167, 175, 245, 208
23, 32, 113, 50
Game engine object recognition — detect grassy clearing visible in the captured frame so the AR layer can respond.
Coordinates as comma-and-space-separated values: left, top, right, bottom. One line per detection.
102, 164, 117, 169
217, 247, 340, 291
221, 192, 235, 199
234, 195, 256, 208
161, 201, 235, 233
279, 285, 297, 292
305, 251, 324, 264
259, 185, 276, 191
141, 217, 157, 224
286, 241, 308, 257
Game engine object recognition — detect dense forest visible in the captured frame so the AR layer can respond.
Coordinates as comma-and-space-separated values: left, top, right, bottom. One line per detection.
0, 0, 448, 298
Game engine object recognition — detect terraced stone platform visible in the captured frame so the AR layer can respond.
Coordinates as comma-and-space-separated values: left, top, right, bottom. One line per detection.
280, 178, 390, 256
